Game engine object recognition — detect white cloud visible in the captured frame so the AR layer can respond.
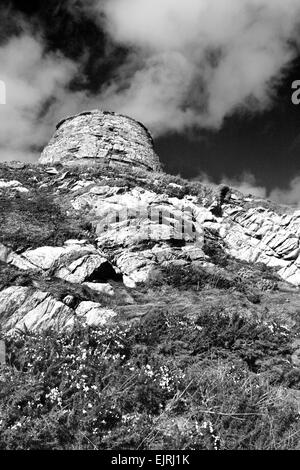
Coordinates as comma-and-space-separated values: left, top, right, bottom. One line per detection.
270, 176, 300, 207
81, 0, 300, 135
196, 171, 267, 198
1, 2, 300, 155
0, 2, 299, 212
0, 34, 87, 162
220, 173, 267, 198
196, 171, 300, 207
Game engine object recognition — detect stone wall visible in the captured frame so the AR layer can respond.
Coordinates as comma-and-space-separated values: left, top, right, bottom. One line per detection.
39, 110, 162, 172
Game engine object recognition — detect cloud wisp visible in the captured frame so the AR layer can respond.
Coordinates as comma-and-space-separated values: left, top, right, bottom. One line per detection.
270, 176, 300, 207
0, 32, 89, 162
2, 1, 300, 154
196, 171, 267, 197
196, 171, 300, 207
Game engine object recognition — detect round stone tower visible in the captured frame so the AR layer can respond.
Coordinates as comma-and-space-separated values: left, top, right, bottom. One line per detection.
39, 110, 162, 172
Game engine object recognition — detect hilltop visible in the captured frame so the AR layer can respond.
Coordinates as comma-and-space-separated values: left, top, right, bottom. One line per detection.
0, 111, 299, 450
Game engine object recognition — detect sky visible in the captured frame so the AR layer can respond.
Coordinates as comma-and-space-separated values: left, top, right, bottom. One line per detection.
0, 0, 300, 206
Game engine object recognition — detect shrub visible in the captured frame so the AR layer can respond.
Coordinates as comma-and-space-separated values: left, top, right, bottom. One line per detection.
0, 306, 298, 450
0, 191, 94, 250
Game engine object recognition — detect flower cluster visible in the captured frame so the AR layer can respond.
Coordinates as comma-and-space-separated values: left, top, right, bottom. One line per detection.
0, 305, 298, 450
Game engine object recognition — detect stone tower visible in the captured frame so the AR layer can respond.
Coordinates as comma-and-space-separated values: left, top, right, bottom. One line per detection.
39, 110, 162, 172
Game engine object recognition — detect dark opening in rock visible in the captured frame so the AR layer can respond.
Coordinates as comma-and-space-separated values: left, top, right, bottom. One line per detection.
86, 261, 123, 283
210, 205, 223, 217
168, 239, 186, 247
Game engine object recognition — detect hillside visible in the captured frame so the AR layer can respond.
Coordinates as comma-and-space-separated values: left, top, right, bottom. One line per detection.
0, 110, 299, 450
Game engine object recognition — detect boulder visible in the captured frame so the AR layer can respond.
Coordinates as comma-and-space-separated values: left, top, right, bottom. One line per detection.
0, 285, 116, 332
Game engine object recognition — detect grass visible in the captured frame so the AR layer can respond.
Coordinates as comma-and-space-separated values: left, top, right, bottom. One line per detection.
0, 301, 299, 450
0, 189, 95, 251
0, 161, 212, 252
0, 162, 299, 450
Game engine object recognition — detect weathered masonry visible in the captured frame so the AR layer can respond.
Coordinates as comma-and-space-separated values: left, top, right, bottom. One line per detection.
40, 110, 162, 172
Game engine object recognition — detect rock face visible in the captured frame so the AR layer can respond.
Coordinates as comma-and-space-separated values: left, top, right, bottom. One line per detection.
203, 203, 300, 287
221, 206, 300, 286
39, 110, 162, 172
0, 110, 299, 333
0, 179, 29, 193
0, 286, 116, 332
71, 184, 207, 287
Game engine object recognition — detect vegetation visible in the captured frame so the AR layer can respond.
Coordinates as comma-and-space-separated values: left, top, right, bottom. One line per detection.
0, 191, 94, 251
0, 300, 299, 450
0, 163, 299, 450
0, 162, 212, 252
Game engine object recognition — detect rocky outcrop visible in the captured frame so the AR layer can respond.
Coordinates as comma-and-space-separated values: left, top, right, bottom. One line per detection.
37, 110, 300, 288
0, 180, 29, 193
2, 174, 298, 334
0, 240, 111, 282
39, 110, 162, 172
0, 286, 116, 332
0, 111, 299, 333
0, 179, 209, 288
207, 204, 300, 286
70, 183, 208, 286
67, 179, 300, 288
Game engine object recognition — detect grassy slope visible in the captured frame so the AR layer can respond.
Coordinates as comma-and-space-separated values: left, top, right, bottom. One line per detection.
0, 163, 299, 450
0, 162, 294, 251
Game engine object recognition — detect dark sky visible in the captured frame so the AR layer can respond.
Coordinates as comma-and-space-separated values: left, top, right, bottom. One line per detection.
156, 91, 300, 190
1, 0, 300, 194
